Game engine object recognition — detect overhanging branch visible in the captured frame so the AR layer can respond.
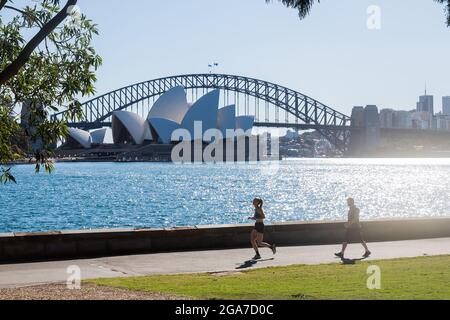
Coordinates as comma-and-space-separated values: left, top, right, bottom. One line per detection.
0, 0, 8, 11
0, 0, 78, 86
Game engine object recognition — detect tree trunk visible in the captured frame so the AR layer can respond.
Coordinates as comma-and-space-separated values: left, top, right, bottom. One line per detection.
0, 0, 8, 11
0, 0, 78, 86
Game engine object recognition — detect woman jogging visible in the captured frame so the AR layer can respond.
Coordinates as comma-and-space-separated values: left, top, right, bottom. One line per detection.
248, 198, 276, 260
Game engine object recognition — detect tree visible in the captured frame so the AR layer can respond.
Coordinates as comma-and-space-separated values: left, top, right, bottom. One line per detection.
269, 0, 318, 19
436, 0, 450, 26
0, 0, 101, 183
270, 0, 450, 27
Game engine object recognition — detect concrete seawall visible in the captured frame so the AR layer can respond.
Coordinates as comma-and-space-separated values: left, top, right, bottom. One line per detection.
1, 217, 450, 263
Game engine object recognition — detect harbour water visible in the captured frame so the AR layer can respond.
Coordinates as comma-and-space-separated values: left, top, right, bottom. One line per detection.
1, 158, 450, 233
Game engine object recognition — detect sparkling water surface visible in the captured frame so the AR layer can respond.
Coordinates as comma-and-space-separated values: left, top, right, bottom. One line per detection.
1, 158, 450, 233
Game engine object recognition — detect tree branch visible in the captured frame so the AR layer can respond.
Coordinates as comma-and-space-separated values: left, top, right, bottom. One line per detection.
0, 0, 78, 86
4, 5, 46, 28
0, 0, 8, 11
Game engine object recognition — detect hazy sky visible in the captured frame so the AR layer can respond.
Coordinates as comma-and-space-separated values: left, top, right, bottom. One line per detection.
75, 0, 450, 116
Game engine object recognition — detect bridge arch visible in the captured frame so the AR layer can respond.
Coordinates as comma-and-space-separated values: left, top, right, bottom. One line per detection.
52, 74, 351, 151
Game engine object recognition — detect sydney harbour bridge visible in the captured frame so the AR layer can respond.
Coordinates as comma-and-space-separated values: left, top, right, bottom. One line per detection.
51, 73, 354, 152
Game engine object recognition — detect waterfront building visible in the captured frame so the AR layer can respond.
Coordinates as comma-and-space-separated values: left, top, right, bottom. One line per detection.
417, 94, 434, 116
64, 86, 255, 149
364, 105, 381, 151
436, 113, 450, 131
437, 117, 448, 131
379, 109, 394, 128
66, 128, 92, 149
443, 96, 450, 116
90, 128, 108, 145
349, 105, 380, 154
392, 110, 413, 129
147, 86, 190, 144
350, 106, 365, 127
217, 105, 237, 138
283, 130, 300, 140
411, 111, 431, 130
112, 111, 153, 145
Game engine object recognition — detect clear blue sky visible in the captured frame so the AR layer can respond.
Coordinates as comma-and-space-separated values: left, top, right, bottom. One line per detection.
77, 0, 450, 115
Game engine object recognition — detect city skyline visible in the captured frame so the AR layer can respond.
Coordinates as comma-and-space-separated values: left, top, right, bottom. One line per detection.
67, 0, 450, 116
361, 90, 449, 114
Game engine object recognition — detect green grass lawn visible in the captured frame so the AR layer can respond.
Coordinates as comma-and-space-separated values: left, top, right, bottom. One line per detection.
89, 255, 450, 300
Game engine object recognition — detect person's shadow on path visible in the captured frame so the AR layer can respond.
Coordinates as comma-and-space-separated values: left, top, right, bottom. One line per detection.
235, 258, 274, 270
339, 257, 368, 265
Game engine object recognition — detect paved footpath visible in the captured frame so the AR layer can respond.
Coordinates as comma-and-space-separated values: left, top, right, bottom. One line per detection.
1, 237, 450, 288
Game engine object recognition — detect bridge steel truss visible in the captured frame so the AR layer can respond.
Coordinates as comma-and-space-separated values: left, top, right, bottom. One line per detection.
51, 74, 352, 152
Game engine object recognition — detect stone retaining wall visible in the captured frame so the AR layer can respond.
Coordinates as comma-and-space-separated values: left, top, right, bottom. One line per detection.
1, 217, 450, 263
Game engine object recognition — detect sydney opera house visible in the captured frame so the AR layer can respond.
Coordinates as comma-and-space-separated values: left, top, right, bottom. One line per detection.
60, 86, 257, 161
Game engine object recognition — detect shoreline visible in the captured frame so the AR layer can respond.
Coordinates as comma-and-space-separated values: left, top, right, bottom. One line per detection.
2, 215, 450, 235
2, 216, 450, 263
5, 154, 450, 167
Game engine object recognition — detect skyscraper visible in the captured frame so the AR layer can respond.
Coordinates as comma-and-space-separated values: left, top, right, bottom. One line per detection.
364, 105, 381, 152
416, 94, 434, 115
443, 96, 450, 116
350, 106, 365, 127
348, 105, 381, 155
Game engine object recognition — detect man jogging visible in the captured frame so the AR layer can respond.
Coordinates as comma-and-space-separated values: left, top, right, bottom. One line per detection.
335, 198, 371, 259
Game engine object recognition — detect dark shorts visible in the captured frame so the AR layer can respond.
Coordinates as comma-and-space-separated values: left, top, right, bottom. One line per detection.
344, 227, 363, 243
254, 222, 265, 234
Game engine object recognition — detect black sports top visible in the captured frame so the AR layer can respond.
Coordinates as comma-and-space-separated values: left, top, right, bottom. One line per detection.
254, 209, 263, 220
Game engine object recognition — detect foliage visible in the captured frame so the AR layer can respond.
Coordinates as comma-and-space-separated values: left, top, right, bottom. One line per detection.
271, 0, 450, 26
436, 0, 450, 26
0, 0, 101, 182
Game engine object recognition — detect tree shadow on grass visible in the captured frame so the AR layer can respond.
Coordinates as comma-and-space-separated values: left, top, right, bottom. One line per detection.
235, 258, 275, 270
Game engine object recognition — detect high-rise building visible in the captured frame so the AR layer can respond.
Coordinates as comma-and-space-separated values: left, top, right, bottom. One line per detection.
411, 111, 431, 130
365, 105, 380, 126
351, 106, 365, 127
349, 105, 380, 155
417, 94, 434, 115
443, 96, 450, 115
436, 115, 450, 131
392, 110, 412, 129
379, 109, 394, 128
364, 105, 381, 152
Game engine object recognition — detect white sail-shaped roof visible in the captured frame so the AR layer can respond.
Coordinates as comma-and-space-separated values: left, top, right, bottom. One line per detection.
68, 128, 91, 149
90, 128, 108, 144
149, 118, 181, 144
112, 111, 152, 144
148, 86, 189, 124
217, 105, 236, 138
181, 89, 220, 141
235, 116, 255, 136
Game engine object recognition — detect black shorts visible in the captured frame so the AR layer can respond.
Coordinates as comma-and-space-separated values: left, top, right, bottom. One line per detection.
344, 228, 363, 243
254, 222, 265, 234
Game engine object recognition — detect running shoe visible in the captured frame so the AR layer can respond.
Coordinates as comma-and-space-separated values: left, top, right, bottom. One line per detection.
271, 244, 277, 255
253, 254, 261, 260
334, 252, 344, 258
363, 251, 371, 258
